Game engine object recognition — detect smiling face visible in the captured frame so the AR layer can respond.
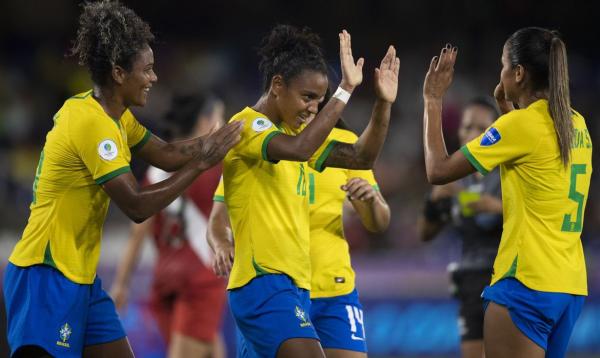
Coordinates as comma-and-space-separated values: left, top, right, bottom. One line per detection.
119, 45, 158, 107
272, 70, 328, 129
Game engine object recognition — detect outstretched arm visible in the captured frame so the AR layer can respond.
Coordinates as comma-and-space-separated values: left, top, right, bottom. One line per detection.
265, 30, 364, 162
103, 122, 242, 223
422, 44, 475, 184
323, 45, 400, 170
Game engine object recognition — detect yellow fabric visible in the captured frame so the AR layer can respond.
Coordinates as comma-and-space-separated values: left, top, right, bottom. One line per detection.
309, 128, 378, 298
462, 99, 592, 295
223, 107, 334, 290
9, 90, 150, 284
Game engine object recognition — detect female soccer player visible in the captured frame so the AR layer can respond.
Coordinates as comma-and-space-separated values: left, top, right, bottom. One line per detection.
110, 93, 228, 358
209, 25, 398, 358
2, 2, 241, 358
210, 91, 392, 358
418, 97, 502, 358
422, 28, 592, 358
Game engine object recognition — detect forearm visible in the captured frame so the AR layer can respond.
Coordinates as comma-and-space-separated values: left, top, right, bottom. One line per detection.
207, 203, 233, 254
423, 98, 451, 184
353, 98, 392, 166
351, 191, 390, 233
139, 136, 204, 172
113, 220, 151, 288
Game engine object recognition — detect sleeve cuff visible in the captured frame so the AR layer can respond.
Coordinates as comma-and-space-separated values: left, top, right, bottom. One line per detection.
95, 166, 131, 185
261, 131, 282, 163
213, 195, 225, 202
314, 140, 339, 172
460, 145, 489, 175
130, 129, 152, 153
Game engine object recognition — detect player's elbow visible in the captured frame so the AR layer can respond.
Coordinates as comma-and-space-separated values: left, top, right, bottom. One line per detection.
426, 169, 452, 185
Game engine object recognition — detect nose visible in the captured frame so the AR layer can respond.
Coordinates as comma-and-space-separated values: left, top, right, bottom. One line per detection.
150, 70, 158, 83
307, 100, 319, 114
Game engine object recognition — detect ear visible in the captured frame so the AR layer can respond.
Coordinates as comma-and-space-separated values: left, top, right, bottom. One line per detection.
111, 65, 127, 85
514, 64, 525, 85
270, 75, 285, 97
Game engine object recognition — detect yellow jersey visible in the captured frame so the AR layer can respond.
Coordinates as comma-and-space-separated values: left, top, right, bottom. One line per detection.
462, 99, 592, 295
308, 128, 378, 298
221, 107, 334, 290
9, 90, 151, 284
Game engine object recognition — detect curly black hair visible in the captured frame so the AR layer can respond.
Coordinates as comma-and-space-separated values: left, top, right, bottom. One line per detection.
70, 0, 155, 86
257, 24, 327, 92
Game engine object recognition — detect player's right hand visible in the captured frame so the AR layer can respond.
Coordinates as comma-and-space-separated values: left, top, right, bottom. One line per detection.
339, 29, 364, 92
195, 121, 243, 170
493, 81, 515, 115
423, 43, 457, 100
212, 241, 235, 277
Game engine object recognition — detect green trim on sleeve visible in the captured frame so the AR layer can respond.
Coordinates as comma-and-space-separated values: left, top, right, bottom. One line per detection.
372, 184, 380, 192
213, 195, 225, 202
460, 145, 489, 175
314, 140, 339, 173
130, 129, 152, 153
69, 90, 93, 100
261, 131, 283, 163
95, 166, 131, 185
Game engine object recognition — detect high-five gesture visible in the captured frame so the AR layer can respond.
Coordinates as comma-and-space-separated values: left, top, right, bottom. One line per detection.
339, 30, 364, 92
423, 44, 458, 100
374, 45, 400, 103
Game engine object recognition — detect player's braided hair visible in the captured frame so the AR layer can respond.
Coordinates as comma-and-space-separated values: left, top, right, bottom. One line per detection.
506, 27, 573, 166
257, 24, 328, 92
70, 0, 154, 87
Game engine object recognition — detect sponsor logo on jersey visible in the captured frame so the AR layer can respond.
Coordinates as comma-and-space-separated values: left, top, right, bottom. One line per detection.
252, 118, 273, 132
480, 127, 501, 146
98, 139, 118, 160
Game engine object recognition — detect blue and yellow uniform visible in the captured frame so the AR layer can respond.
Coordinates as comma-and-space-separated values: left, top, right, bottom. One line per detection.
3, 90, 151, 357
215, 106, 336, 358
461, 99, 592, 355
308, 128, 379, 352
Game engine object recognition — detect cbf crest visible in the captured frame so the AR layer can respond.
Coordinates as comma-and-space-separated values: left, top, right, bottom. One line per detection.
295, 306, 312, 328
56, 323, 72, 348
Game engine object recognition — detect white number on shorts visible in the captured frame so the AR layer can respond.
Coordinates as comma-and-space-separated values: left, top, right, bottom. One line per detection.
345, 305, 365, 340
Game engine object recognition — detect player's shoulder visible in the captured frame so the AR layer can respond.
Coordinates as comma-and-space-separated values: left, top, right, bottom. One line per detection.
230, 107, 277, 134
60, 90, 103, 127
329, 127, 358, 143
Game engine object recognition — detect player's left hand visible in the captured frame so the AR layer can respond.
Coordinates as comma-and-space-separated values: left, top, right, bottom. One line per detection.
342, 177, 377, 202
467, 193, 502, 214
423, 43, 458, 100
374, 45, 400, 103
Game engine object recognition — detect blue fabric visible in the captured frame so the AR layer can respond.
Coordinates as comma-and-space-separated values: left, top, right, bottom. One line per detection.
310, 289, 367, 352
3, 263, 125, 357
483, 278, 584, 357
229, 274, 319, 358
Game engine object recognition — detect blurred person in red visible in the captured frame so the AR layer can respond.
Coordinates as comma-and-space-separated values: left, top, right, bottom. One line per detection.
111, 93, 228, 358
418, 96, 502, 358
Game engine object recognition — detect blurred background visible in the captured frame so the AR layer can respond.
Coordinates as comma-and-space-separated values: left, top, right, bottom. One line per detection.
0, 0, 599, 357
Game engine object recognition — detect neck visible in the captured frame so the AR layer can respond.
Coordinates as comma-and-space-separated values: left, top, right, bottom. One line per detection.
252, 93, 281, 124
516, 88, 548, 109
93, 85, 127, 120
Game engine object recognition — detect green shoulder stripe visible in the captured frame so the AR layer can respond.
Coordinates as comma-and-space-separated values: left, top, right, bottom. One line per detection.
460, 145, 489, 175
261, 131, 282, 163
314, 140, 339, 173
131, 129, 152, 153
95, 166, 131, 185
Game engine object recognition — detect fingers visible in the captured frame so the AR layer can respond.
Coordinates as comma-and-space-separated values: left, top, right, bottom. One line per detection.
394, 57, 401, 76
356, 57, 364, 70
428, 56, 438, 73
342, 178, 374, 201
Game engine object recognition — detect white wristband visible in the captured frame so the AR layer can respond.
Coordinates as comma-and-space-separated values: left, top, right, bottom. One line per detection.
332, 86, 351, 104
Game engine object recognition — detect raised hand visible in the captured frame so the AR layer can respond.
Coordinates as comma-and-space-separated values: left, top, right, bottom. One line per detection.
194, 121, 242, 170
374, 45, 400, 103
423, 43, 458, 100
339, 29, 364, 92
494, 81, 515, 115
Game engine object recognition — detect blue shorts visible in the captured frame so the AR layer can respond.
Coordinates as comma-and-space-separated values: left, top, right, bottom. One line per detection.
3, 263, 126, 357
482, 278, 584, 357
228, 274, 319, 358
310, 289, 367, 352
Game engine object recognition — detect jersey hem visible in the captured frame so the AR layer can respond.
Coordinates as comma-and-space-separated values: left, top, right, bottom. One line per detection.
315, 140, 339, 172
95, 166, 131, 185
130, 129, 152, 153
460, 145, 489, 175
7, 258, 95, 285
490, 276, 588, 296
310, 286, 356, 299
